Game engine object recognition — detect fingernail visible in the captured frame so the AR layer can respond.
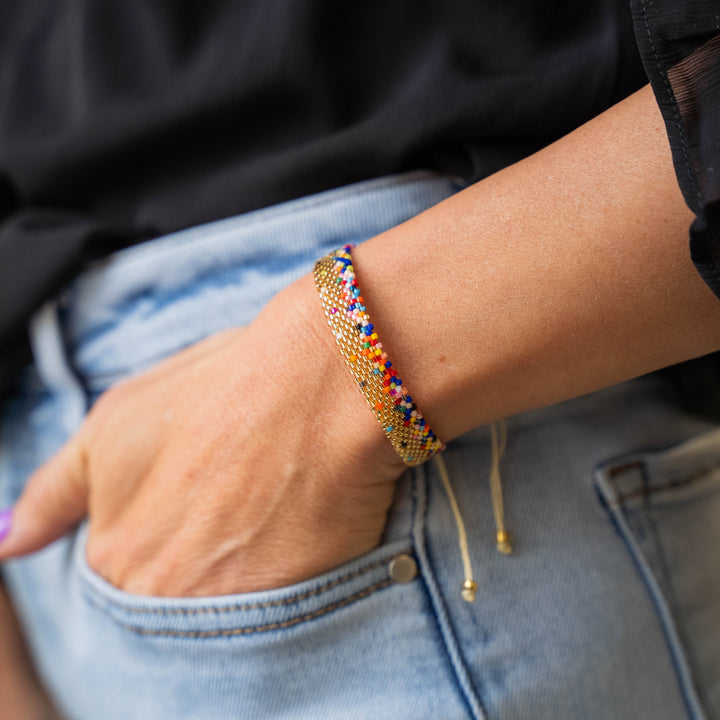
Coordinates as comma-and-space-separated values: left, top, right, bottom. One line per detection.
0, 508, 12, 543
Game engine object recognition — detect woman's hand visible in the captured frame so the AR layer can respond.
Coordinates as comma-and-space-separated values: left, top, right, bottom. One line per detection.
0, 274, 407, 596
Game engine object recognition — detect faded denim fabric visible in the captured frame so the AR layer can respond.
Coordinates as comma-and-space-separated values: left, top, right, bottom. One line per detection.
0, 172, 719, 719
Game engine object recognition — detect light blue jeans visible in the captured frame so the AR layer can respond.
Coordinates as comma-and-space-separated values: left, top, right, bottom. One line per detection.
1, 172, 719, 719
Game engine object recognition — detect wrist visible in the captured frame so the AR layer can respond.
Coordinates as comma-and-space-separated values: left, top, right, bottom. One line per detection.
267, 271, 407, 478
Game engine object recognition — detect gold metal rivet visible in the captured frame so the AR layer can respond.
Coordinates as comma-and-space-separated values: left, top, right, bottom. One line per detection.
388, 554, 418, 584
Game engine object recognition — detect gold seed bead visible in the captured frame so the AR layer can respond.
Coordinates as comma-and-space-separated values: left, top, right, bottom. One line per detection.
314, 246, 445, 466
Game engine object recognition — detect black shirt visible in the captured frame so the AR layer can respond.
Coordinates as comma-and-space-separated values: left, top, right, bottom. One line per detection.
0, 1, 718, 402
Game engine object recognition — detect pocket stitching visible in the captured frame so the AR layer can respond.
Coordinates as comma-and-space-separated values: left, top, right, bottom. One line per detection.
610, 460, 719, 504
78, 550, 409, 615
86, 576, 396, 638
594, 446, 715, 720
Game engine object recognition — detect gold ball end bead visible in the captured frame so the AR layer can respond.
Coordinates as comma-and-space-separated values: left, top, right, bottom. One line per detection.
461, 580, 478, 603
496, 530, 513, 555
313, 247, 445, 467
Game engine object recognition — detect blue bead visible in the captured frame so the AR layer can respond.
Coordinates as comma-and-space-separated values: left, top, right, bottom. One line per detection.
385, 361, 392, 368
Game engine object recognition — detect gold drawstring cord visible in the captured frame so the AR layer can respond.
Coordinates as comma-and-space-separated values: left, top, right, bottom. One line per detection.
434, 452, 477, 602
434, 419, 512, 603
490, 419, 512, 555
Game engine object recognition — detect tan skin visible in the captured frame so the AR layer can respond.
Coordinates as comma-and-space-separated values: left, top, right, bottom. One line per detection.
0, 581, 64, 719
0, 86, 717, 614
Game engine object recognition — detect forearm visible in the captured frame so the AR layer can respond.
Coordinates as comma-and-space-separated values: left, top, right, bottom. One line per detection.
297, 84, 720, 443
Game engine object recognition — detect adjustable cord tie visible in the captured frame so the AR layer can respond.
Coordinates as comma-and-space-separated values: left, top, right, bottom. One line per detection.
435, 419, 512, 603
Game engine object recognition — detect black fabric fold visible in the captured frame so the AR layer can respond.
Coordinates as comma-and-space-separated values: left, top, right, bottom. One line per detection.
0, 209, 143, 398
0, 0, 649, 401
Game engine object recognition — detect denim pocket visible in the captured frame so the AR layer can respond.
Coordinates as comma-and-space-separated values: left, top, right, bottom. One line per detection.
63, 477, 474, 720
72, 466, 419, 640
73, 518, 415, 639
594, 429, 720, 720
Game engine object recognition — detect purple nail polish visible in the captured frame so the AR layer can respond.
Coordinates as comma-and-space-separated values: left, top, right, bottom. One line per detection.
0, 508, 12, 543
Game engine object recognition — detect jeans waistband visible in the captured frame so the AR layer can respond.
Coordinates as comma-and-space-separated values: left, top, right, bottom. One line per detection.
46, 170, 463, 388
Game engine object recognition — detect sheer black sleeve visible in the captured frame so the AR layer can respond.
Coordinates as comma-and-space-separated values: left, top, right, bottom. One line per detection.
631, 1, 720, 297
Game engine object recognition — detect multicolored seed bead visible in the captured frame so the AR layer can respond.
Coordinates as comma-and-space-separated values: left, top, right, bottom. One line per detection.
313, 244, 445, 465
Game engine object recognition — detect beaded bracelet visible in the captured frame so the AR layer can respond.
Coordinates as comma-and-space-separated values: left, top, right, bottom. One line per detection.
313, 244, 445, 466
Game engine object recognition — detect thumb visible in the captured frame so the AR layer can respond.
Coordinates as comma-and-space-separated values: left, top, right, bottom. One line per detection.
0, 436, 89, 558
